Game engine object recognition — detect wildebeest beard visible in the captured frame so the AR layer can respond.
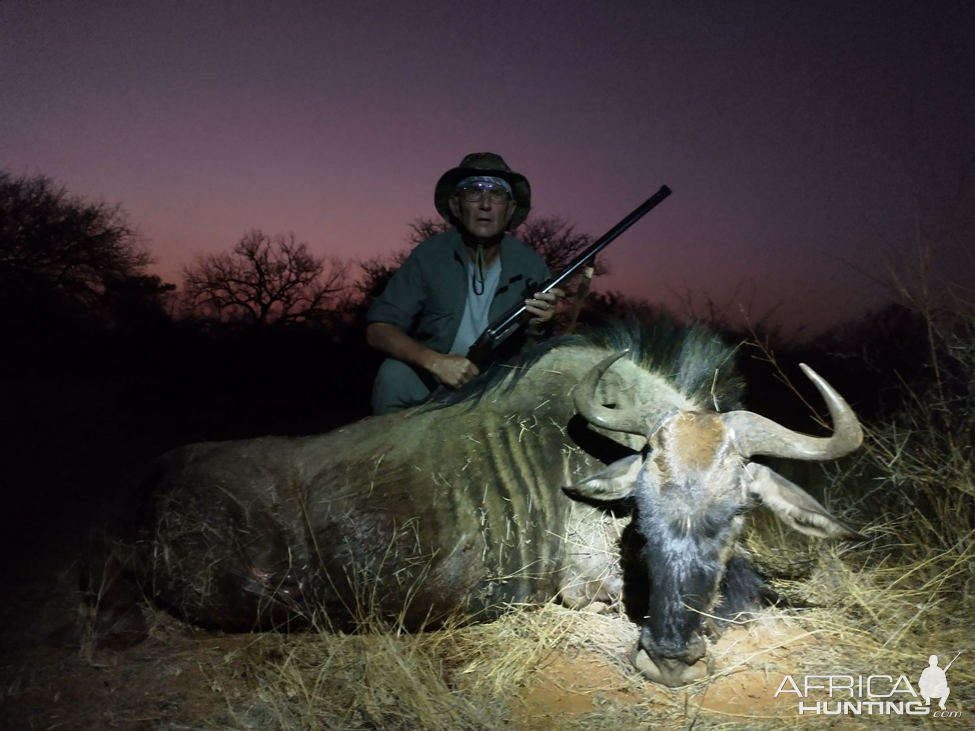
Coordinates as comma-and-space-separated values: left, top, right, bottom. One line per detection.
93, 317, 864, 688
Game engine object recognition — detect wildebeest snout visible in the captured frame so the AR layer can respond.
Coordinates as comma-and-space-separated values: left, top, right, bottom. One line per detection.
632, 627, 710, 686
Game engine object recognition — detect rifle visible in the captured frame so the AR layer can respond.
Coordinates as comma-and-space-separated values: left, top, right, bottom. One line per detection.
465, 184, 673, 366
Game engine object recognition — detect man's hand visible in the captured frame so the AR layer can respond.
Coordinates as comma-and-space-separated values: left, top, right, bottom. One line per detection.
427, 353, 480, 389
367, 323, 479, 390
525, 288, 565, 329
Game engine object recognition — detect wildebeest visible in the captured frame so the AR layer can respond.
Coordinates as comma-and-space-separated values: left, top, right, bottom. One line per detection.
118, 318, 863, 687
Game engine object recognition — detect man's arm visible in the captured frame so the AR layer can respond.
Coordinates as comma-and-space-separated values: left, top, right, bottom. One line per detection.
366, 322, 479, 389
365, 245, 479, 390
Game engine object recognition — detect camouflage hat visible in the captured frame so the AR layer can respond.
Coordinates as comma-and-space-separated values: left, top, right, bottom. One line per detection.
434, 152, 531, 230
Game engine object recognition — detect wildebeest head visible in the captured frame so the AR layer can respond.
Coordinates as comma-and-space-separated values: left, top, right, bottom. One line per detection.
565, 352, 864, 687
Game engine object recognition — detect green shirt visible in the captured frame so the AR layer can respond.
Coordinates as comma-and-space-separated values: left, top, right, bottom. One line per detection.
367, 229, 551, 354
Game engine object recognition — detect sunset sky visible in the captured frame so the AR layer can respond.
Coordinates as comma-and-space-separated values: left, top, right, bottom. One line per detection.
2, 0, 973, 334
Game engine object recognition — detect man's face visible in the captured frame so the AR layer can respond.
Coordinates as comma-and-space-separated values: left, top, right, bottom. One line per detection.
448, 186, 516, 242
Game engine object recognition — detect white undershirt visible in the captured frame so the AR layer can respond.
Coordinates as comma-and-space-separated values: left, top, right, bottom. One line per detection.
448, 258, 502, 355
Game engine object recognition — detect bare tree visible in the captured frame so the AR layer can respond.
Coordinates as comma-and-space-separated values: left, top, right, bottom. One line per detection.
407, 218, 452, 246
0, 170, 151, 308
581, 290, 667, 323
182, 230, 349, 327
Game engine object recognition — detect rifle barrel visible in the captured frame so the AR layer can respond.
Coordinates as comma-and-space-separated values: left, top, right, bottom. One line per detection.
481, 184, 672, 343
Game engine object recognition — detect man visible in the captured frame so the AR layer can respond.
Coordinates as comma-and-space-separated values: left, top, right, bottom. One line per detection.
367, 153, 563, 414
918, 654, 950, 710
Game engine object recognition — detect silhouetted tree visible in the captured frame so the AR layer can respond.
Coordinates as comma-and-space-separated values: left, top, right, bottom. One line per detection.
101, 273, 176, 331
181, 230, 349, 327
407, 218, 452, 245
579, 290, 666, 323
0, 170, 151, 318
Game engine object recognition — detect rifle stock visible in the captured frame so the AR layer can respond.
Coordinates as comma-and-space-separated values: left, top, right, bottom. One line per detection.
465, 184, 672, 366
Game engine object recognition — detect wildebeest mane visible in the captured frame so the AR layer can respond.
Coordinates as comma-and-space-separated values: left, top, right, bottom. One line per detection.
426, 316, 745, 412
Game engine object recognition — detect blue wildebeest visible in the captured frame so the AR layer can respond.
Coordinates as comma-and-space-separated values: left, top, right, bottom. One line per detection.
122, 319, 863, 686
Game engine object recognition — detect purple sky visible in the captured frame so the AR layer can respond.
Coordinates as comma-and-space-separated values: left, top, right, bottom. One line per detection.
3, 1, 973, 335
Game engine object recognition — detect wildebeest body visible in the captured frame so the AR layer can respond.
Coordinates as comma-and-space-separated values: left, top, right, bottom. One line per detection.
122, 319, 863, 686
140, 359, 614, 629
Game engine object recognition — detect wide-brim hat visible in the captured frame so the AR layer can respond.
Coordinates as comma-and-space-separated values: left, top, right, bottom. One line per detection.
434, 152, 531, 230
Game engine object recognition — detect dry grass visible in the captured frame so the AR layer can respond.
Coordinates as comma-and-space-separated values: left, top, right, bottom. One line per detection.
192, 606, 622, 730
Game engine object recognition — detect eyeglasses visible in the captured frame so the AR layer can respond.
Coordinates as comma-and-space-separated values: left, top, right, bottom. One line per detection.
458, 183, 511, 205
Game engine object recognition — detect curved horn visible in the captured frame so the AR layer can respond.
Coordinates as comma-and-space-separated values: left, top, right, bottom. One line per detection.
573, 350, 648, 435
723, 364, 863, 460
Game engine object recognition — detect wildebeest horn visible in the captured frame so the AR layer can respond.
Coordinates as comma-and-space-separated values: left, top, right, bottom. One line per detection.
574, 351, 648, 435
723, 364, 863, 460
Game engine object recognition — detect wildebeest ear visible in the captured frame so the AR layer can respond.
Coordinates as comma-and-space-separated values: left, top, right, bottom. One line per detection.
563, 454, 644, 502
744, 463, 866, 540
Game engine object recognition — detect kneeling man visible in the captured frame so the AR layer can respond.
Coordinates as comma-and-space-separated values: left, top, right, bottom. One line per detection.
366, 153, 562, 414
